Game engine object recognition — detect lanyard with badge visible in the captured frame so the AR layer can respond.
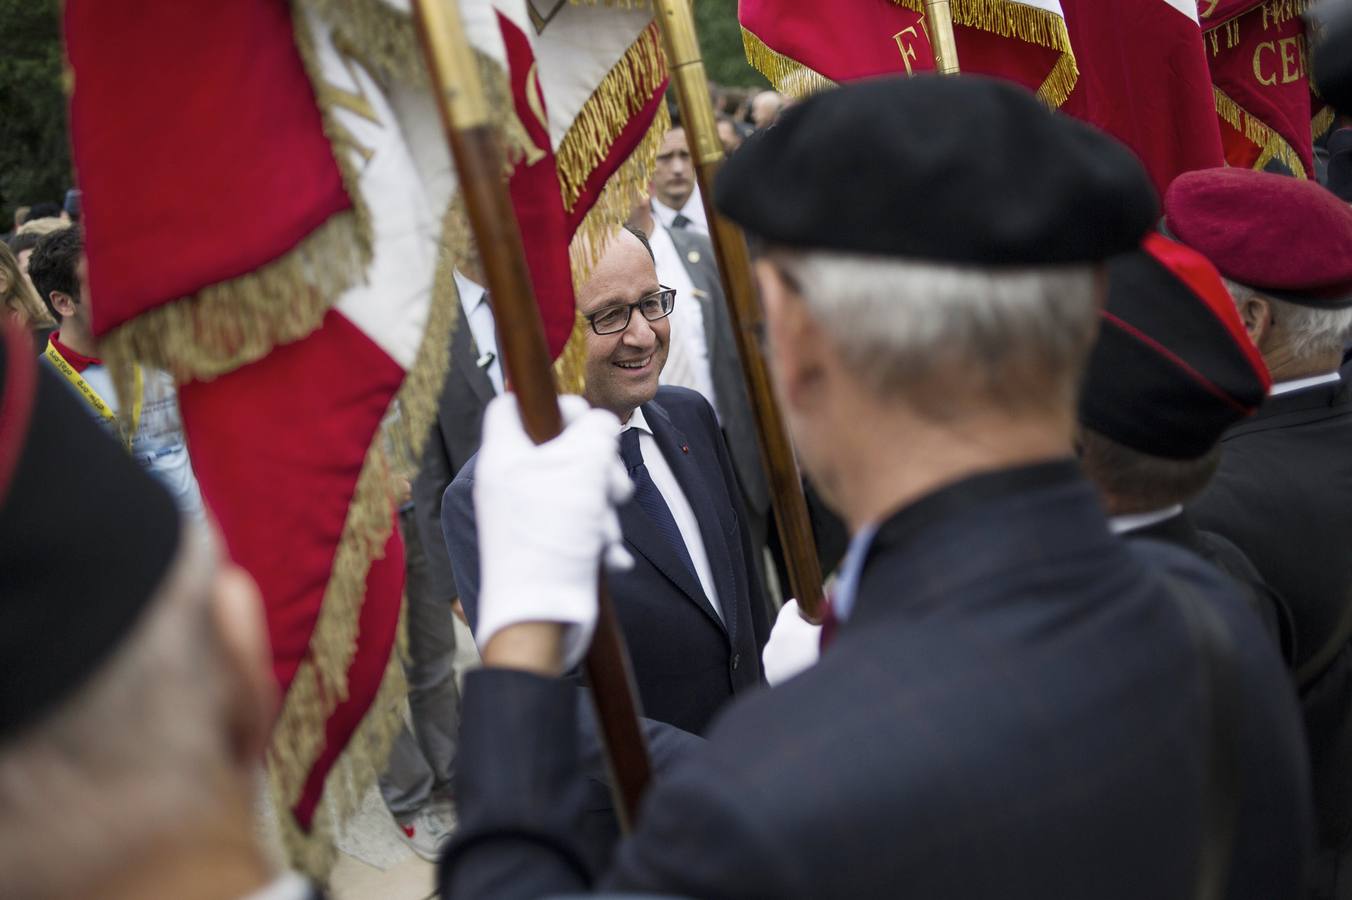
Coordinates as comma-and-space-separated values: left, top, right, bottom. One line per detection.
43, 339, 143, 449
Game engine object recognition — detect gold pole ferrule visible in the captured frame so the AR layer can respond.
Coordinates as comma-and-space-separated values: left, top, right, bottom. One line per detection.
653, 0, 724, 167
923, 0, 962, 74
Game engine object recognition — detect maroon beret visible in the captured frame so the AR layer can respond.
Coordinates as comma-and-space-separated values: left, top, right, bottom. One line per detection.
1163, 168, 1352, 309
1080, 234, 1271, 460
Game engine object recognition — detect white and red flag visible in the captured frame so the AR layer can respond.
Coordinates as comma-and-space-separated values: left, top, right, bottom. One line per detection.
65, 0, 454, 878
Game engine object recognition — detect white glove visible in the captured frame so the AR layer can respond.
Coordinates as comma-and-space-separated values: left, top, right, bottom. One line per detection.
761, 599, 822, 686
474, 395, 633, 670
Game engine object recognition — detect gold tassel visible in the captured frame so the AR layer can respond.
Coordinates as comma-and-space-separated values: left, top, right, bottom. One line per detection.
555, 23, 669, 213
890, 0, 1079, 107
741, 27, 838, 99
1214, 86, 1309, 179
552, 312, 591, 395
1312, 104, 1336, 142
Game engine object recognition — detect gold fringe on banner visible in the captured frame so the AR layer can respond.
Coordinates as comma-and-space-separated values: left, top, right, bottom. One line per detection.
555, 22, 668, 212
1204, 0, 1310, 46
306, 0, 426, 86
269, 634, 409, 881
1312, 104, 1336, 142
892, 0, 1079, 107
1214, 86, 1309, 178
570, 102, 671, 286
741, 27, 838, 99
553, 312, 592, 395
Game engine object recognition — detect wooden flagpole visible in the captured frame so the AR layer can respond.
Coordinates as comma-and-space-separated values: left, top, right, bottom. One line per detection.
923, 0, 962, 73
411, 0, 651, 828
653, 0, 826, 622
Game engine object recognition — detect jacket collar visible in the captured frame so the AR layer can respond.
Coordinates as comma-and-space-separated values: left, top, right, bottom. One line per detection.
848, 459, 1111, 629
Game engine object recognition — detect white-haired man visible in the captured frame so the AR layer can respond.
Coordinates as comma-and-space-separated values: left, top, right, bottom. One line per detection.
0, 321, 310, 899
435, 77, 1310, 899
1165, 166, 1352, 897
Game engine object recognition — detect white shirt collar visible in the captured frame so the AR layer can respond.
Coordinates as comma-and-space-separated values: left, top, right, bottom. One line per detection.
240, 873, 313, 900
833, 522, 879, 622
453, 269, 488, 318
1109, 505, 1184, 535
1268, 371, 1342, 396
621, 406, 652, 435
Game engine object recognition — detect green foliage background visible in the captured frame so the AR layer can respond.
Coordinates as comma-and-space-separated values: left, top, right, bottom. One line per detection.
694, 0, 768, 88
0, 0, 758, 229
0, 0, 70, 229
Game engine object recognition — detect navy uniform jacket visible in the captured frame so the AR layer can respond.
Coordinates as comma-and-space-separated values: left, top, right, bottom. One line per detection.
1190, 379, 1352, 896
439, 462, 1311, 899
444, 386, 771, 736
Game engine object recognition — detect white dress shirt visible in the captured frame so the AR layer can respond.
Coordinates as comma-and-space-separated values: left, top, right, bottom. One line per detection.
1108, 505, 1184, 535
622, 407, 722, 620
1268, 371, 1342, 397
650, 219, 718, 418
454, 269, 503, 395
652, 183, 708, 234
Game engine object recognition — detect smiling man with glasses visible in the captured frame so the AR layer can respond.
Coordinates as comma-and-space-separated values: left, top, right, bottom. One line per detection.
442, 225, 772, 741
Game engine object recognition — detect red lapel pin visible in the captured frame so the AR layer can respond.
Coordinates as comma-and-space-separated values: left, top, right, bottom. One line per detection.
681, 443, 690, 454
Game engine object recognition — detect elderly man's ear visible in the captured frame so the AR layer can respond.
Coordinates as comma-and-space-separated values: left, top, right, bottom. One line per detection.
211, 565, 278, 767
754, 259, 828, 412
1236, 293, 1273, 348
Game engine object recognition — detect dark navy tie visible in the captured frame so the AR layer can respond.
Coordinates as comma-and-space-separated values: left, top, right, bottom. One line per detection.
670, 212, 692, 230
620, 428, 699, 581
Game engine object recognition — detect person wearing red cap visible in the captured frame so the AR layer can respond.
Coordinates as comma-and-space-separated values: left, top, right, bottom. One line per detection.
1165, 166, 1352, 897
1077, 234, 1293, 657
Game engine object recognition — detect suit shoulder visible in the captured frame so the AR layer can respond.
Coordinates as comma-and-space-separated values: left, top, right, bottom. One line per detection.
653, 386, 716, 424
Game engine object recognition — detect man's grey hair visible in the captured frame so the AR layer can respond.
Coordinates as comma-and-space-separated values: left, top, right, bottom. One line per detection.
0, 532, 236, 899
1224, 278, 1352, 360
768, 249, 1100, 417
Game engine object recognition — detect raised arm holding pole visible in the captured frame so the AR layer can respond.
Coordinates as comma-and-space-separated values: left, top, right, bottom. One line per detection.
410, 0, 652, 828
652, 0, 826, 622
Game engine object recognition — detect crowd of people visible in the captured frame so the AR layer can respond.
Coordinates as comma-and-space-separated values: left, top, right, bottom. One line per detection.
3, 28, 1352, 900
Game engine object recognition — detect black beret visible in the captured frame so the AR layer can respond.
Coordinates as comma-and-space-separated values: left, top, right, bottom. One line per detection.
714, 75, 1159, 264
0, 322, 180, 743
1080, 234, 1270, 460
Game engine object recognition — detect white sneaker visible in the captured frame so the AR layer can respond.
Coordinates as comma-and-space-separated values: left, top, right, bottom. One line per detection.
396, 806, 454, 862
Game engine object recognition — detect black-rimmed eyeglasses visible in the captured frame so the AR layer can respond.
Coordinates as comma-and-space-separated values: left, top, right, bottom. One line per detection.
587, 286, 677, 336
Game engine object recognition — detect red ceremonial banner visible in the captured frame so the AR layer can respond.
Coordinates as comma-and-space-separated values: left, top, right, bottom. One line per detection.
1201, 0, 1325, 177
64, 0, 351, 338
1059, 0, 1225, 197
740, 0, 1072, 107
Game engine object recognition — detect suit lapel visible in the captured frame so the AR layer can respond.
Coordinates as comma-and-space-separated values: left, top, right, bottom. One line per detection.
645, 400, 739, 644
451, 314, 495, 407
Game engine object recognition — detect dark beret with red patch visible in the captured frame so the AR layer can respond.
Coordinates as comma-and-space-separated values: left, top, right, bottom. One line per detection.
715, 75, 1158, 264
1080, 234, 1271, 460
1163, 167, 1352, 309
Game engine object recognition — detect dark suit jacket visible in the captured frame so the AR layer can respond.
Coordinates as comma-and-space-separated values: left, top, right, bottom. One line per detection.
445, 386, 771, 736
412, 313, 495, 604
1190, 379, 1352, 892
665, 227, 768, 521
1126, 510, 1296, 663
440, 462, 1311, 899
